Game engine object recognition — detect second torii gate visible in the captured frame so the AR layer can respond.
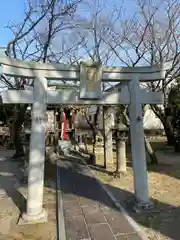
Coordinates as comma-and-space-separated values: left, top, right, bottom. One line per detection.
0, 57, 168, 224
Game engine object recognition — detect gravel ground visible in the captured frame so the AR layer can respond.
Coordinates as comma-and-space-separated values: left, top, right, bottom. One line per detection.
88, 140, 180, 240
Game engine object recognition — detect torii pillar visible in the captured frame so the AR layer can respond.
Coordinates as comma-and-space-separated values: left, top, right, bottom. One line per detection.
129, 76, 151, 208
0, 57, 169, 220
22, 73, 48, 223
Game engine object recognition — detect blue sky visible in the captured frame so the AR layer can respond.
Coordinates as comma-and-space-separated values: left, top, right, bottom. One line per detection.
0, 0, 26, 46
0, 0, 135, 47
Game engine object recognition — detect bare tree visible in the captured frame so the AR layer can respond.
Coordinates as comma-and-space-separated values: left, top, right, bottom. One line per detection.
68, 0, 122, 166
0, 0, 81, 158
103, 0, 180, 149
136, 0, 180, 146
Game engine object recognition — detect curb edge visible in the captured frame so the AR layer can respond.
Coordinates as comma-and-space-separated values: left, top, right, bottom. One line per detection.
86, 164, 149, 240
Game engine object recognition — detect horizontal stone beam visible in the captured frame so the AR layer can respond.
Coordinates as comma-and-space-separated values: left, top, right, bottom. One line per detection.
140, 90, 164, 104
1, 89, 164, 105
0, 56, 168, 81
1, 90, 33, 104
47, 90, 130, 105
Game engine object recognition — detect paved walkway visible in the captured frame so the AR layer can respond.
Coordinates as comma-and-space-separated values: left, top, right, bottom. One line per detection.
57, 157, 142, 240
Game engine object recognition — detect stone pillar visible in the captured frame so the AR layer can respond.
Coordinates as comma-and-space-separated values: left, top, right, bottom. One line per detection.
128, 76, 151, 207
116, 132, 127, 175
80, 135, 83, 144
75, 131, 78, 142
21, 74, 47, 224
54, 110, 59, 148
103, 106, 113, 167
79, 134, 84, 148
54, 110, 57, 130
84, 134, 88, 153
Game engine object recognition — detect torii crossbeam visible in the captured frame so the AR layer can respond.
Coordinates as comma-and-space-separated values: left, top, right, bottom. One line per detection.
0, 57, 169, 224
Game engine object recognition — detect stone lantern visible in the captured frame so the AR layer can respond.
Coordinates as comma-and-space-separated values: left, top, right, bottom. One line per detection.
115, 115, 128, 175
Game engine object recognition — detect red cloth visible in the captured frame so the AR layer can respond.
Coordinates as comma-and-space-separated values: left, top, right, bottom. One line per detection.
63, 112, 68, 140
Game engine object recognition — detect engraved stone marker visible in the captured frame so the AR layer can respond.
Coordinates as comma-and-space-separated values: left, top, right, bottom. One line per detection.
80, 60, 102, 99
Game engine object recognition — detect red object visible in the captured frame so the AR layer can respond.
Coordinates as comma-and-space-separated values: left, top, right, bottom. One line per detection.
63, 112, 68, 140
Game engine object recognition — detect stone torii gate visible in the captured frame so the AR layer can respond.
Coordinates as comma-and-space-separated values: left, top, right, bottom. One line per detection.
0, 57, 168, 224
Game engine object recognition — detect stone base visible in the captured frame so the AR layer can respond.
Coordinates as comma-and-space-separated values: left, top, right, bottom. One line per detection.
133, 200, 154, 213
18, 208, 47, 225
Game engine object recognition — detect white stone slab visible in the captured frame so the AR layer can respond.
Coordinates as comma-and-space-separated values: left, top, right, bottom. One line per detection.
1, 88, 164, 105
0, 56, 168, 82
47, 90, 130, 104
79, 61, 102, 99
1, 90, 33, 103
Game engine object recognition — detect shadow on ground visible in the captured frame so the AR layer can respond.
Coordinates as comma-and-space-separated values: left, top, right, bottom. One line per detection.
124, 142, 180, 181
0, 150, 180, 240
0, 149, 57, 239
55, 155, 180, 240
0, 152, 26, 214
0, 151, 57, 218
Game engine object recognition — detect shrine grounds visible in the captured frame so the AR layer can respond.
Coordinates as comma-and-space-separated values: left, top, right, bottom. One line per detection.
88, 137, 180, 240
0, 137, 180, 239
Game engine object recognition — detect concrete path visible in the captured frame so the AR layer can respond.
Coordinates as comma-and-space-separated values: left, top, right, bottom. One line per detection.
57, 157, 143, 240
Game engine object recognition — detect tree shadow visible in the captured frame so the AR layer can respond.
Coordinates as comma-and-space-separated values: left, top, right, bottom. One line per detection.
147, 162, 180, 180
0, 150, 57, 219
123, 138, 180, 181
107, 183, 180, 240
53, 156, 180, 240
1, 148, 180, 239
144, 140, 180, 180
0, 154, 26, 214
88, 164, 114, 175
92, 155, 180, 182
123, 160, 180, 182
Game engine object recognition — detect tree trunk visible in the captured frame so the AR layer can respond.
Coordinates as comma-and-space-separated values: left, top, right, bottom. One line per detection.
144, 136, 158, 164
84, 107, 100, 157
9, 121, 15, 148
150, 105, 175, 146
13, 105, 27, 158
163, 117, 175, 146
